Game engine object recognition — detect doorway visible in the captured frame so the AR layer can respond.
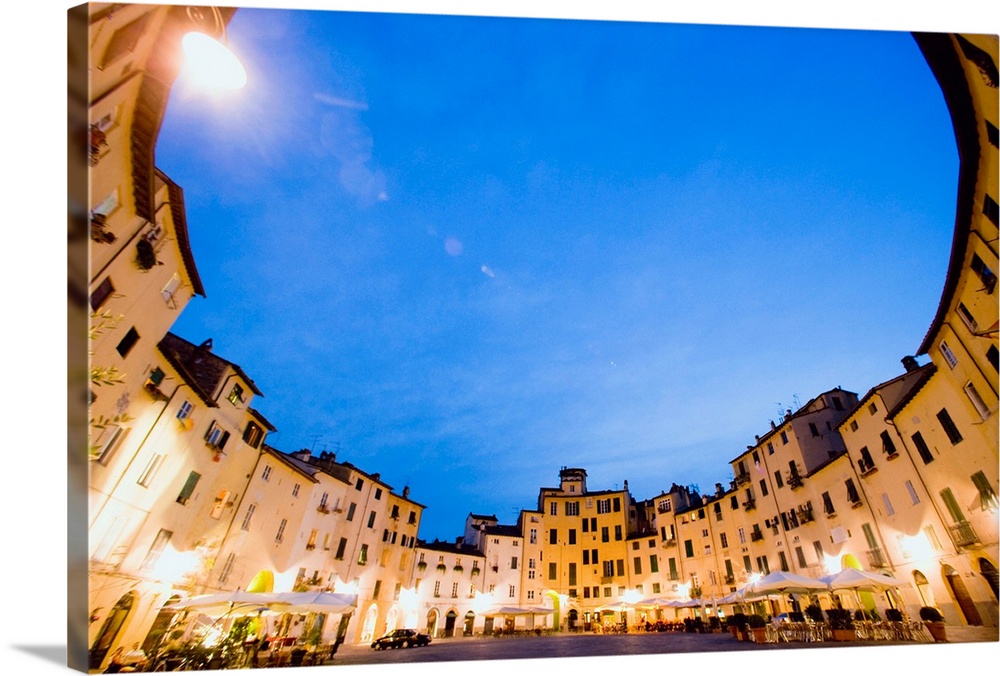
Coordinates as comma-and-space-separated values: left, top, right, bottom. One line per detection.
89, 592, 135, 670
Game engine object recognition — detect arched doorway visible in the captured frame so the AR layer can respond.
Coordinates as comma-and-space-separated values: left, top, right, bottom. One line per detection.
544, 590, 561, 630
385, 607, 399, 634
361, 604, 379, 642
463, 611, 475, 636
840, 554, 875, 612
425, 609, 438, 638
978, 558, 999, 600
914, 570, 935, 608
567, 609, 578, 631
943, 564, 983, 625
444, 610, 458, 637
142, 594, 181, 654
89, 591, 135, 669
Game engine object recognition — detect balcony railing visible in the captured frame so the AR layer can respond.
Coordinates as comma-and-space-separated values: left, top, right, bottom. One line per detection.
663, 538, 677, 548
949, 521, 979, 548
734, 472, 751, 486
865, 548, 887, 569
750, 530, 764, 542
742, 499, 756, 511
788, 474, 804, 489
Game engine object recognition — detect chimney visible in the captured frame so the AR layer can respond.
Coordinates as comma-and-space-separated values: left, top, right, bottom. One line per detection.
715, 482, 724, 497
403, 486, 410, 499
901, 355, 919, 372
770, 420, 776, 430
786, 409, 793, 419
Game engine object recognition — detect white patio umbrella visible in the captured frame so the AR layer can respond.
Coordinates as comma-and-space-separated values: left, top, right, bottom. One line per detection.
742, 571, 829, 598
267, 591, 357, 615
161, 590, 289, 617
820, 569, 907, 615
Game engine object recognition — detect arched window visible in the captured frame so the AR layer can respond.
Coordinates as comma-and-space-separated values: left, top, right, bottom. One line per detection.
913, 570, 935, 607
89, 592, 135, 670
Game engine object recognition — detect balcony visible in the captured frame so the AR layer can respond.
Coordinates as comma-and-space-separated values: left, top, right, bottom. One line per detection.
750, 530, 764, 542
858, 460, 878, 477
787, 474, 804, 490
663, 538, 677, 548
734, 472, 751, 486
742, 499, 756, 512
797, 508, 814, 523
865, 548, 887, 569
317, 505, 330, 514
949, 521, 979, 548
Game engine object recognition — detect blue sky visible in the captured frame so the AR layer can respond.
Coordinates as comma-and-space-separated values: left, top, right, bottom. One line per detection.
155, 7, 957, 540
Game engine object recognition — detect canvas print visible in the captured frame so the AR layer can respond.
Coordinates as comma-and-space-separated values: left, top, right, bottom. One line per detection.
69, 2, 998, 673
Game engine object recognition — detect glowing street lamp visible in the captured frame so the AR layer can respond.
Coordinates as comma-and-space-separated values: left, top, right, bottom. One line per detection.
180, 32, 247, 90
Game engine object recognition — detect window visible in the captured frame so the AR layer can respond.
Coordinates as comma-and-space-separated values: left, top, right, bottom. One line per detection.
137, 453, 164, 487
912, 432, 934, 464
227, 383, 245, 405
988, 345, 999, 372
116, 327, 139, 357
597, 498, 611, 514
603, 560, 614, 577
241, 504, 256, 531
858, 446, 876, 473
778, 551, 789, 572
451, 582, 459, 598
730, 495, 739, 510
94, 424, 128, 466
568, 529, 576, 545
409, 510, 417, 525
433, 581, 441, 598
649, 554, 658, 573
880, 431, 897, 457
937, 408, 963, 444
759, 479, 769, 497
550, 502, 558, 516
633, 557, 642, 575
964, 382, 991, 420
176, 400, 194, 421
780, 431, 788, 444
868, 402, 878, 415
614, 525, 622, 541
548, 562, 557, 580
616, 559, 625, 576
355, 478, 364, 491
358, 544, 368, 565
140, 529, 172, 571
176, 471, 201, 505
568, 562, 577, 586
550, 529, 558, 545
737, 527, 746, 544
971, 471, 998, 510
591, 548, 599, 564
822, 492, 835, 515
566, 501, 579, 516
511, 556, 518, 570
846, 479, 861, 505
613, 497, 621, 512
795, 546, 807, 568
261, 465, 271, 481
774, 470, 783, 489
684, 540, 694, 558
204, 421, 229, 450
91, 277, 115, 311
940, 341, 959, 368
720, 532, 728, 549
985, 194, 999, 228
530, 528, 537, 544
275, 519, 287, 543
809, 422, 819, 437
335, 538, 347, 560
767, 442, 774, 455
832, 396, 843, 410
218, 552, 236, 584
242, 422, 264, 448
509, 585, 516, 598
292, 483, 300, 498
365, 510, 375, 528
601, 526, 609, 543
347, 503, 357, 521
957, 302, 979, 333
881, 493, 895, 517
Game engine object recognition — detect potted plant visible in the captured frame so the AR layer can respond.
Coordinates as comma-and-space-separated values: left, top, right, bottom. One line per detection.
747, 614, 768, 643
788, 611, 805, 623
919, 606, 947, 642
825, 608, 856, 641
885, 608, 903, 622
728, 613, 749, 641
805, 604, 825, 623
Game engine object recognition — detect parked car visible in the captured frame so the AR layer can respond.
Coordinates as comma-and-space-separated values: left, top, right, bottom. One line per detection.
370, 629, 432, 650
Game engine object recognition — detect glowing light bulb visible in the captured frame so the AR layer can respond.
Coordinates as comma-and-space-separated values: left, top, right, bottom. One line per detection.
181, 32, 247, 90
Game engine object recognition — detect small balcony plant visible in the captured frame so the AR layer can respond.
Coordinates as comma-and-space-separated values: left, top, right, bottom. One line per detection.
747, 614, 768, 643
825, 608, 855, 641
